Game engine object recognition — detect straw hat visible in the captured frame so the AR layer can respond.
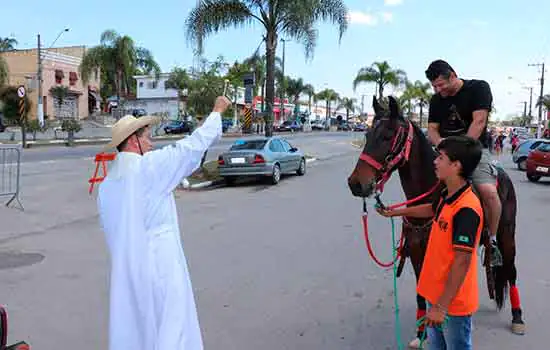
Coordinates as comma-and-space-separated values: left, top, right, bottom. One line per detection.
104, 115, 160, 150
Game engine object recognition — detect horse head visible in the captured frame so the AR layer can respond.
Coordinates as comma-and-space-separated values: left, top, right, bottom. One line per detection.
347, 95, 412, 197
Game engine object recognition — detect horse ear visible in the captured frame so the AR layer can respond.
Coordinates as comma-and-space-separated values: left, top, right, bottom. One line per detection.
388, 96, 401, 119
372, 96, 381, 116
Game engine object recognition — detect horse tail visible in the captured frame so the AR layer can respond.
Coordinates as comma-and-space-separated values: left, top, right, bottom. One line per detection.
494, 266, 507, 310
493, 167, 517, 310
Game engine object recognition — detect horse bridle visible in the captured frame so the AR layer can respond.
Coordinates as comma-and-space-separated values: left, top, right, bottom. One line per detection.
358, 120, 415, 195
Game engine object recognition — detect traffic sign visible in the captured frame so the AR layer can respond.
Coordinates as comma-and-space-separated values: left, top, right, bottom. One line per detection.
17, 85, 26, 98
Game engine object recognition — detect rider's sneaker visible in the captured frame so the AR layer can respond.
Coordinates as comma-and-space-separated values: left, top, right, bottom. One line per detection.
490, 240, 503, 267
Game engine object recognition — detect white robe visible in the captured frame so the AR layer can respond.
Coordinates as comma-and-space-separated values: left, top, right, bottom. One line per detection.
97, 112, 222, 350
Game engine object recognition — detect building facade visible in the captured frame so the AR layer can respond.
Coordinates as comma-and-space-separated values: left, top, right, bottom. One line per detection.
130, 73, 179, 118
0, 46, 101, 121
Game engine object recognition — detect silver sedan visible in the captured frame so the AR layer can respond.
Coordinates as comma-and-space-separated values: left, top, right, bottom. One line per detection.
217, 136, 307, 185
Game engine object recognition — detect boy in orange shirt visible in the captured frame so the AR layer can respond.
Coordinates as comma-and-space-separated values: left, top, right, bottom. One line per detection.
377, 135, 483, 349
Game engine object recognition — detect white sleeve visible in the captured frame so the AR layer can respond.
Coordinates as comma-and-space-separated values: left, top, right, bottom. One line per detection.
143, 112, 222, 194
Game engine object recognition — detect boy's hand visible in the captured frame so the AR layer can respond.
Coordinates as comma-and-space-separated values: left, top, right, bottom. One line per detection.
376, 207, 395, 217
424, 306, 446, 327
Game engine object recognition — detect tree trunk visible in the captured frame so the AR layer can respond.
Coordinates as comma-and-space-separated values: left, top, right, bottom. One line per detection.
264, 30, 277, 137
378, 84, 383, 100
346, 109, 349, 122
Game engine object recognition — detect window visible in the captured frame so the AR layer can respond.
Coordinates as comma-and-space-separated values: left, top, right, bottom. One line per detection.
269, 139, 285, 152
537, 142, 550, 152
230, 140, 267, 150
55, 69, 64, 84
279, 139, 292, 152
139, 81, 144, 88
530, 141, 543, 150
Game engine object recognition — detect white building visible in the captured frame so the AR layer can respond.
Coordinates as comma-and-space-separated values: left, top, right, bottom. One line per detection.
130, 73, 179, 118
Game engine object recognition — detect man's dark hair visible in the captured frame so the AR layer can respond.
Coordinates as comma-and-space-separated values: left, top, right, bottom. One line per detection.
117, 127, 147, 152
437, 135, 482, 179
425, 60, 456, 82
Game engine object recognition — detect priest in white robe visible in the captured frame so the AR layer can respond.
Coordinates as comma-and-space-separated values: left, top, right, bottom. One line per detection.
97, 96, 232, 350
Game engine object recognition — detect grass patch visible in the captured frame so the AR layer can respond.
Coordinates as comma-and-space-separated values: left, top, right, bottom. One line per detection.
186, 154, 317, 186
187, 160, 222, 185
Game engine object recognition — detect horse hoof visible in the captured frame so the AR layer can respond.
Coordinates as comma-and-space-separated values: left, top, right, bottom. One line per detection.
408, 337, 423, 348
511, 321, 526, 335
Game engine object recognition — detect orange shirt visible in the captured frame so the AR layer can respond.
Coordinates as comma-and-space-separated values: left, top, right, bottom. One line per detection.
417, 184, 483, 316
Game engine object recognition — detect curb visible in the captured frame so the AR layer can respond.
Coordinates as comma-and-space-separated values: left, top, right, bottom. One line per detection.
181, 157, 318, 190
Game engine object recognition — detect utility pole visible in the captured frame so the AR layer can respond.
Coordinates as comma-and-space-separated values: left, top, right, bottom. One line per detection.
280, 38, 286, 122
37, 34, 44, 127
361, 94, 365, 116
527, 86, 533, 117
529, 62, 545, 137
523, 101, 527, 118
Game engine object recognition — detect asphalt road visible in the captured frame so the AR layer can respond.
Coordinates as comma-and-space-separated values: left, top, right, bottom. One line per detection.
18, 131, 358, 164
0, 143, 548, 349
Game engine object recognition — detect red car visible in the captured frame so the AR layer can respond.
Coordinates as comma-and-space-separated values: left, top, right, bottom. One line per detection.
526, 141, 550, 182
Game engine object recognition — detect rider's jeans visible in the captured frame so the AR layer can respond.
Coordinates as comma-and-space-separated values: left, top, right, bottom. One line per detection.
426, 302, 473, 350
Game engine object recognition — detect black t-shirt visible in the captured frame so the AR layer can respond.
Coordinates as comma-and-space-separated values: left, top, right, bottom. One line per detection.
428, 79, 493, 148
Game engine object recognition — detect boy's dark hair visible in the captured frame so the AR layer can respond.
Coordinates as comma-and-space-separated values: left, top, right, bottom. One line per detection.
117, 126, 147, 152
437, 136, 482, 179
425, 60, 456, 82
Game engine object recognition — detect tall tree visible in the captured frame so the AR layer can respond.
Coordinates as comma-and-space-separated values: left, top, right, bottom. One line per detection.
316, 88, 339, 126
338, 97, 358, 122
0, 37, 17, 52
0, 85, 32, 147
285, 77, 307, 120
185, 0, 348, 136
0, 37, 16, 86
80, 30, 160, 107
353, 61, 406, 99
303, 84, 315, 115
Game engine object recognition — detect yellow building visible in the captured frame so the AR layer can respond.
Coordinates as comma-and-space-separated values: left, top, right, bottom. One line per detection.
0, 46, 101, 120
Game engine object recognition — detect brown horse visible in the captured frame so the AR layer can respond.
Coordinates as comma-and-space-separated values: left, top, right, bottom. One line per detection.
347, 96, 525, 347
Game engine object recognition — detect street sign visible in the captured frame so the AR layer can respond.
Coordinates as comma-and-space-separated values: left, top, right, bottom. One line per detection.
244, 86, 253, 104
17, 85, 26, 98
243, 72, 255, 87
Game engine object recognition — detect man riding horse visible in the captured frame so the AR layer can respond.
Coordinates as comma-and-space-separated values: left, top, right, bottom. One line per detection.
425, 60, 502, 267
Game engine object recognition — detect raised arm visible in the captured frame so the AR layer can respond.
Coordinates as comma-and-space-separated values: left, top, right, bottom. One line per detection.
144, 96, 231, 194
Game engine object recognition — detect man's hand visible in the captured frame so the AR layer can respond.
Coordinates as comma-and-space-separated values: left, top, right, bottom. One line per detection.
376, 206, 396, 217
424, 304, 446, 327
213, 96, 232, 114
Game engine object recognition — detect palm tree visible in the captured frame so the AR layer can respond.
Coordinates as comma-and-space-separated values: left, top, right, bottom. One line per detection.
285, 77, 307, 120
185, 0, 348, 136
0, 37, 17, 52
303, 84, 315, 115
353, 61, 407, 99
412, 80, 431, 127
316, 88, 339, 127
242, 53, 283, 112
80, 30, 160, 109
338, 97, 358, 122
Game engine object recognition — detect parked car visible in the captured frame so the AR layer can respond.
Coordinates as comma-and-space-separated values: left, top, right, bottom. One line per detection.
163, 120, 194, 134
512, 138, 549, 170
526, 142, 550, 182
131, 108, 147, 117
337, 122, 351, 131
277, 120, 302, 132
217, 137, 306, 185
353, 124, 367, 132
311, 120, 325, 131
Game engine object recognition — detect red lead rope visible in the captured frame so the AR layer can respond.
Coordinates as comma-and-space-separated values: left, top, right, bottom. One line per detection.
361, 181, 441, 268
362, 213, 403, 268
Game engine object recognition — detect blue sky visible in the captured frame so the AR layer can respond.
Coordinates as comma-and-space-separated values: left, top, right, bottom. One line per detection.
2, 0, 550, 120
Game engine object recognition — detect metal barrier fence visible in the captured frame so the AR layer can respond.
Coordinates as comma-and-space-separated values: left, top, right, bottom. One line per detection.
0, 145, 23, 210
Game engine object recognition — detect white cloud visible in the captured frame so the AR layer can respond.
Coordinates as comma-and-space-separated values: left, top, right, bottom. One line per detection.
347, 11, 378, 26
381, 12, 394, 23
384, 0, 403, 6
